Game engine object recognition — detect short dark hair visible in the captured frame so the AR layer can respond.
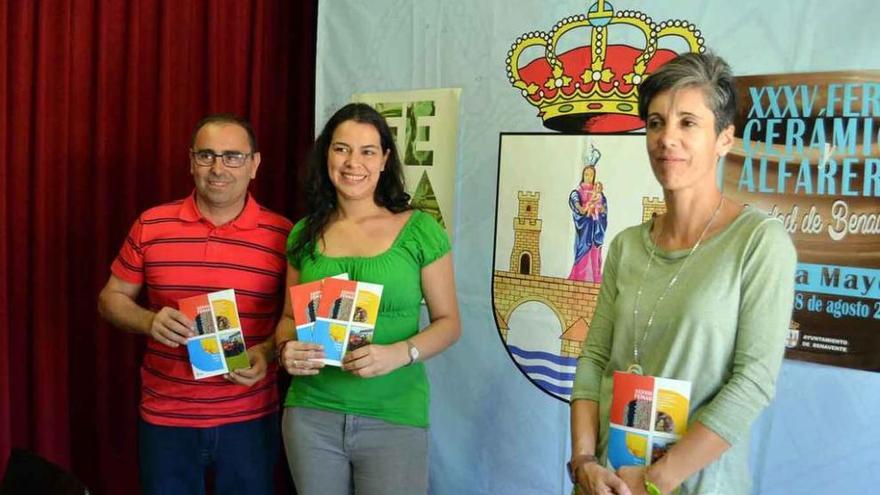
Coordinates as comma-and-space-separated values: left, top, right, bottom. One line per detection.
288, 103, 411, 263
637, 52, 737, 134
190, 113, 258, 152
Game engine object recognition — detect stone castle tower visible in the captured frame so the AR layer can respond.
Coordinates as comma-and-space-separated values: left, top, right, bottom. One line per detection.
509, 191, 542, 275
642, 196, 666, 223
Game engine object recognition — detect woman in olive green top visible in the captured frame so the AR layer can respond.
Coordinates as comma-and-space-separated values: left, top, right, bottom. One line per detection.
275, 103, 460, 495
569, 53, 796, 494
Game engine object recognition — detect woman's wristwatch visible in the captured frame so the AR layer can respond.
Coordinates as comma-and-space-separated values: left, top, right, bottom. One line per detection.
406, 340, 420, 365
566, 454, 598, 483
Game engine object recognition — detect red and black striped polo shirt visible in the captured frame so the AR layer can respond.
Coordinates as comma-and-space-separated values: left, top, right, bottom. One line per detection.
111, 192, 292, 427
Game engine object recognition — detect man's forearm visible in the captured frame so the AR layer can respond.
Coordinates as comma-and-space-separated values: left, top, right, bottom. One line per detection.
254, 335, 277, 362
98, 289, 153, 336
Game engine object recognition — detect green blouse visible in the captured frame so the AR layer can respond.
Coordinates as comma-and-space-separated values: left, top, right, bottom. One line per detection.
283, 209, 450, 427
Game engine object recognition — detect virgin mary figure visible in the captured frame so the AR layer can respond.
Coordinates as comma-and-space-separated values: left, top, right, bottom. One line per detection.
568, 145, 607, 282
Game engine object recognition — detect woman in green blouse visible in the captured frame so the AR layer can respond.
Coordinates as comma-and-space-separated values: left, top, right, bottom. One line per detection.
275, 103, 461, 495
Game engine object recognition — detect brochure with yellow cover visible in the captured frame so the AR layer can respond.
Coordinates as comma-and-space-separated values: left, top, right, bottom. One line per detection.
607, 371, 691, 469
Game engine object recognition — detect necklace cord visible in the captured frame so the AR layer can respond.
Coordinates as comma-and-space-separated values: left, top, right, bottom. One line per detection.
630, 196, 725, 368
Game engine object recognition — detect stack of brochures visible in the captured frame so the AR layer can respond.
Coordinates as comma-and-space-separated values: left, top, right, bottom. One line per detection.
179, 289, 251, 379
289, 274, 384, 366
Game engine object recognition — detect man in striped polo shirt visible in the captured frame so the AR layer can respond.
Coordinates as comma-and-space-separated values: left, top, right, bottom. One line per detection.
98, 114, 292, 494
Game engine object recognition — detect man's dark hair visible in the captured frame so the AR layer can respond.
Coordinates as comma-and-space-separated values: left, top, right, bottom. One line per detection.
190, 113, 258, 152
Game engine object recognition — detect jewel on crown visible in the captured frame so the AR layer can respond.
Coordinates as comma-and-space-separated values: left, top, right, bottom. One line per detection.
506, 1, 705, 133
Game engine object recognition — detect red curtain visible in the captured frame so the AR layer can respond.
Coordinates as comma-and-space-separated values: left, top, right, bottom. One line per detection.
1, 1, 316, 492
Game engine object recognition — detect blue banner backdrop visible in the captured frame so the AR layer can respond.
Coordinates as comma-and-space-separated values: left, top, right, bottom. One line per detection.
316, 1, 880, 493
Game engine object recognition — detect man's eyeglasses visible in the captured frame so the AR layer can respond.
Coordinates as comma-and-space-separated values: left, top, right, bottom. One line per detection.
190, 149, 253, 168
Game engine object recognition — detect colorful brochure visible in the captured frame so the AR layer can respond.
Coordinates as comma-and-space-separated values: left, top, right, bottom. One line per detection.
291, 277, 383, 366
607, 371, 691, 470
289, 280, 324, 342
288, 273, 350, 342
179, 289, 250, 379
346, 282, 383, 353
312, 278, 358, 366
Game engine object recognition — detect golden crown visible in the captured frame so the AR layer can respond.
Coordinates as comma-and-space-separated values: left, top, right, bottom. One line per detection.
506, 1, 705, 133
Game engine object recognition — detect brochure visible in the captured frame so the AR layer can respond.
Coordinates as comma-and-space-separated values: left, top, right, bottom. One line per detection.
346, 282, 383, 353
291, 276, 384, 366
607, 371, 691, 470
288, 280, 323, 342
311, 278, 358, 366
288, 273, 351, 343
179, 289, 250, 379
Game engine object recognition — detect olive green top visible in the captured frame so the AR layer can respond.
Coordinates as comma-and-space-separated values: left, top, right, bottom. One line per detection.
572, 207, 797, 494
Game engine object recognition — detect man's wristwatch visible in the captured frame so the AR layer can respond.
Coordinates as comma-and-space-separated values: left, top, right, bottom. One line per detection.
406, 340, 420, 365
566, 454, 598, 483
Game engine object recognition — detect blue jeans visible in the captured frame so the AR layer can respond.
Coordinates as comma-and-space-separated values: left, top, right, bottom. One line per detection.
282, 407, 428, 495
138, 413, 279, 495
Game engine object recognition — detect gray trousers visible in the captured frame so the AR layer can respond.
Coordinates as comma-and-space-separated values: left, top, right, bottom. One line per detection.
282, 407, 428, 495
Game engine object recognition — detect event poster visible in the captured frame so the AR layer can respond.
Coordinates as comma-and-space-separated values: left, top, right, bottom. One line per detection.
352, 88, 460, 236
723, 71, 880, 370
